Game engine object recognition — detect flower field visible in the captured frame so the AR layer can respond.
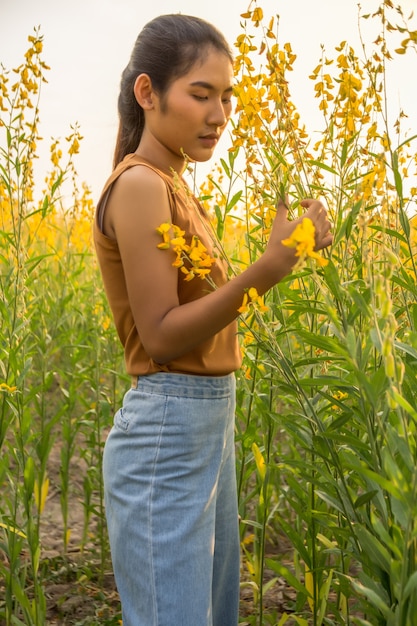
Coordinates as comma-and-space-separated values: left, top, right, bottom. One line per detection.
1, 2, 417, 624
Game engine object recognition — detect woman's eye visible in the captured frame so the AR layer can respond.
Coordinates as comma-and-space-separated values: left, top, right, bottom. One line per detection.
193, 95, 208, 101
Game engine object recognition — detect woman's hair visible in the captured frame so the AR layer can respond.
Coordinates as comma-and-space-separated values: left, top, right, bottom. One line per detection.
113, 14, 233, 168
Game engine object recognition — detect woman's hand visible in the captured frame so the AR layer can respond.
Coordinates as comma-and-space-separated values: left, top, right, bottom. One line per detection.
264, 197, 333, 278
298, 198, 333, 251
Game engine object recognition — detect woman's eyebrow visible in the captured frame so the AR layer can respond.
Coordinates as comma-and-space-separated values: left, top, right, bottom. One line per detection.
189, 80, 234, 93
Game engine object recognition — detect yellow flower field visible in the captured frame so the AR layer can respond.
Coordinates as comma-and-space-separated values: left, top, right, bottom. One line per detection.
1, 2, 417, 624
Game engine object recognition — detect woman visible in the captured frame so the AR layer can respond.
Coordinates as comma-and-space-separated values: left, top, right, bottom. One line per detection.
94, 13, 332, 626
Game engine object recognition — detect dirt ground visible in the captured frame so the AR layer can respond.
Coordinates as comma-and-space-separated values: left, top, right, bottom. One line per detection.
20, 438, 299, 625
34, 439, 113, 624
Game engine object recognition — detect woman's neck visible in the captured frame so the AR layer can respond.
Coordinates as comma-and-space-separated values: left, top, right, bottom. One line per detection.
135, 133, 188, 178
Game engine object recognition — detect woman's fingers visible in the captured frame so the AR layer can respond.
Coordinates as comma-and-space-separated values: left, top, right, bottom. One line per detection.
299, 198, 332, 249
271, 196, 333, 251
274, 195, 289, 219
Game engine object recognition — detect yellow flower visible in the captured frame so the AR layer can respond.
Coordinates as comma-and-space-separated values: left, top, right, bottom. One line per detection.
282, 217, 328, 268
50, 140, 62, 168
238, 287, 268, 315
194, 268, 211, 279
182, 267, 195, 281
156, 222, 172, 249
251, 7, 264, 25
102, 316, 111, 331
172, 256, 184, 268
238, 292, 250, 314
156, 223, 171, 234
331, 391, 348, 410
156, 223, 215, 282
0, 382, 17, 394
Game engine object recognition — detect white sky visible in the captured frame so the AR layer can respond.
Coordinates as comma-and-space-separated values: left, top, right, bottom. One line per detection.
1, 0, 416, 200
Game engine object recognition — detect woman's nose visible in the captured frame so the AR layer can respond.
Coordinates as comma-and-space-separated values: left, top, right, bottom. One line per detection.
207, 100, 228, 127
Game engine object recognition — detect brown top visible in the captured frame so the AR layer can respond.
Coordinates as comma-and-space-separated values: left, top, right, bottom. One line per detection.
93, 153, 242, 377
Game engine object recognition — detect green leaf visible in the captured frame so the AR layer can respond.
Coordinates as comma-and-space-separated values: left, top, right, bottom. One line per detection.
214, 205, 224, 239
354, 490, 379, 508
340, 139, 349, 168
399, 206, 411, 238
389, 389, 417, 422
11, 617, 28, 626
315, 490, 352, 516
297, 329, 348, 356
321, 259, 344, 301
347, 464, 404, 501
23, 455, 35, 496
393, 161, 403, 198
265, 558, 310, 596
354, 526, 392, 573
219, 157, 230, 178
403, 571, 417, 601
348, 285, 372, 317
226, 190, 242, 212
50, 171, 64, 197
394, 340, 417, 361
368, 223, 408, 244
308, 159, 338, 175
349, 576, 391, 618
296, 375, 355, 388
336, 200, 362, 242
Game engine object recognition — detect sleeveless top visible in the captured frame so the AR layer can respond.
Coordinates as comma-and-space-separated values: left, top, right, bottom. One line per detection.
93, 153, 242, 377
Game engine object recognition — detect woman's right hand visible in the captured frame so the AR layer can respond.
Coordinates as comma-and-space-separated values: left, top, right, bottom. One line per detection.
263, 196, 333, 281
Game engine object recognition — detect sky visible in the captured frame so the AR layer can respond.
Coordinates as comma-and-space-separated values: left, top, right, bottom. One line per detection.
1, 0, 416, 201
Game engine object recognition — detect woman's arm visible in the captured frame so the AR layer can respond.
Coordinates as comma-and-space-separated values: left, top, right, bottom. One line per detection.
105, 166, 332, 365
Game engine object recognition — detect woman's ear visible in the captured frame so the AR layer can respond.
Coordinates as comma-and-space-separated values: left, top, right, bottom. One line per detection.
133, 74, 154, 109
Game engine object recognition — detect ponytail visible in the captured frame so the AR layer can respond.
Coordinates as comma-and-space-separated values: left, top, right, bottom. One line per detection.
113, 70, 145, 168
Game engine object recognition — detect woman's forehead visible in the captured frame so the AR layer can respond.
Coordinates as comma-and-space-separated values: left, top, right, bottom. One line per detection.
179, 49, 234, 88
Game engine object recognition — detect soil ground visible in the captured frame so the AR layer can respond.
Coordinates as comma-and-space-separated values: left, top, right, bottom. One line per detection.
31, 439, 300, 625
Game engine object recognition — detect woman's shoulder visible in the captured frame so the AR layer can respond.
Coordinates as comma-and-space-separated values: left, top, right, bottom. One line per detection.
115, 158, 168, 192
99, 160, 173, 239
107, 159, 174, 216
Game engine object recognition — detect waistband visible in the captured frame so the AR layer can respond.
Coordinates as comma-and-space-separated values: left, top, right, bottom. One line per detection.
130, 372, 235, 399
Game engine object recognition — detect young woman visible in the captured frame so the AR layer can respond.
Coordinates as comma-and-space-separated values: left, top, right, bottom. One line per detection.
94, 13, 332, 626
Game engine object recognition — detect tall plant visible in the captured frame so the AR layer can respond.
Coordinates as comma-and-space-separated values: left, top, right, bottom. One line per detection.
201, 1, 417, 623
0, 31, 123, 624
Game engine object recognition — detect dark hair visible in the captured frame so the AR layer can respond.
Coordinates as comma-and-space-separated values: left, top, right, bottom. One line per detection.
113, 14, 233, 168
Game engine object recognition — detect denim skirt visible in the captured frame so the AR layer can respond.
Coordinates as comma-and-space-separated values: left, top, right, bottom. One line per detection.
102, 372, 240, 626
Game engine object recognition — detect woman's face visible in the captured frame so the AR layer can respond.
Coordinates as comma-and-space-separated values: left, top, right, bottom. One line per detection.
146, 48, 234, 166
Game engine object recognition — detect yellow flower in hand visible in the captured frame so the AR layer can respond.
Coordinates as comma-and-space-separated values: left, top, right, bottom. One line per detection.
282, 217, 328, 268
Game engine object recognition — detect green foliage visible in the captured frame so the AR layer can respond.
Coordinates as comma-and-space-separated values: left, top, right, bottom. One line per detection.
229, 2, 417, 624
0, 30, 125, 625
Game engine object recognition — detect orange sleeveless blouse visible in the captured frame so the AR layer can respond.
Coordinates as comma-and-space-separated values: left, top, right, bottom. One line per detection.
93, 153, 242, 377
